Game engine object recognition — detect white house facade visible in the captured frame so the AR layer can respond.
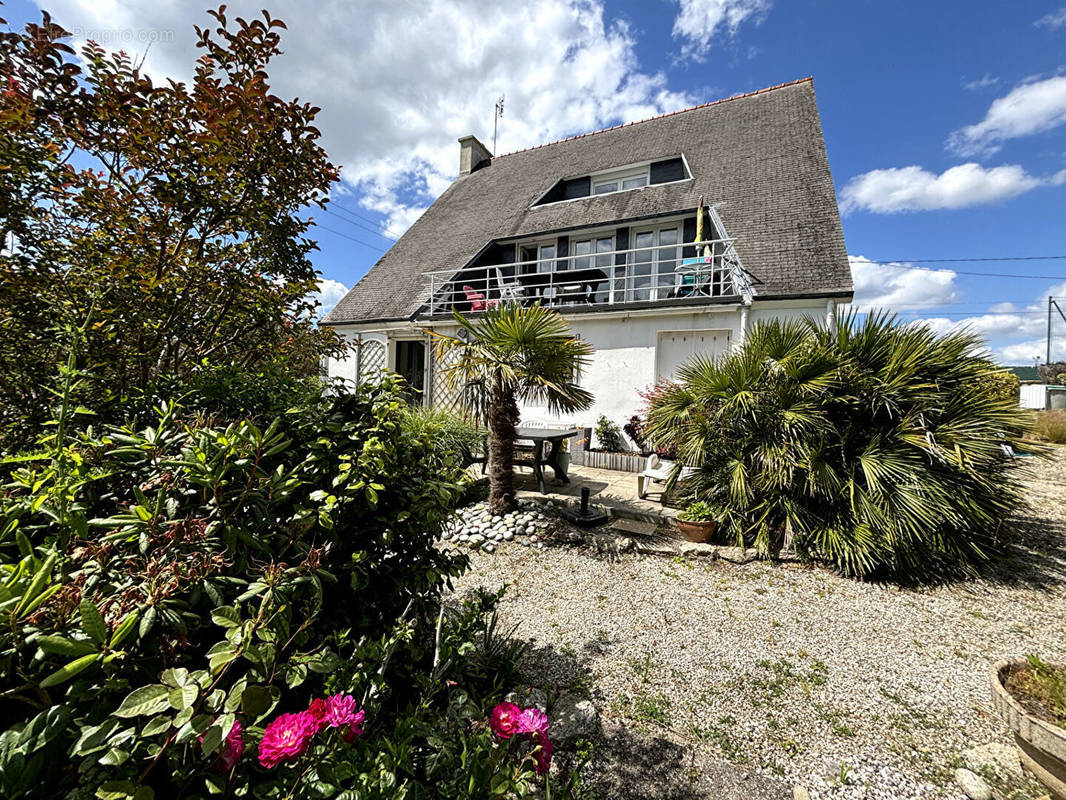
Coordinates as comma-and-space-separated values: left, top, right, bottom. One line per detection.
322, 78, 852, 444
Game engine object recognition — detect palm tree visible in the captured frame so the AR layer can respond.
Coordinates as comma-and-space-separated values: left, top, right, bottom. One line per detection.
433, 304, 594, 515
646, 312, 1035, 581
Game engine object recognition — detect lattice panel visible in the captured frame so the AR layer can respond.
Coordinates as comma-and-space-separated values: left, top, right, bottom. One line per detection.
431, 349, 465, 413
357, 339, 386, 385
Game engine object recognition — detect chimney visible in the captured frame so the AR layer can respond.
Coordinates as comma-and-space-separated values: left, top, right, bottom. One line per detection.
458, 135, 492, 175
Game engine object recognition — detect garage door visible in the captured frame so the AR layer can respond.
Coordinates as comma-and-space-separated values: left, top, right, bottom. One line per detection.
655, 329, 731, 381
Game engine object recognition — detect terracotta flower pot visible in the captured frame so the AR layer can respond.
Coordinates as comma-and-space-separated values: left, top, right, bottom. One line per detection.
676, 519, 716, 543
990, 658, 1066, 799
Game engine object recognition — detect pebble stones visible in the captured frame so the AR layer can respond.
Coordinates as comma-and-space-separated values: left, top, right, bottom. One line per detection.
441, 500, 555, 554
953, 768, 992, 800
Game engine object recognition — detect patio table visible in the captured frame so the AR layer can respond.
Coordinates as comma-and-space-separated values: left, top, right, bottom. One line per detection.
514, 425, 579, 493
513, 267, 608, 304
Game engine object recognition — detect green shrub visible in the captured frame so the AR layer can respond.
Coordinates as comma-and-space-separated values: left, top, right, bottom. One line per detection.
398, 405, 485, 468
0, 376, 581, 798
679, 501, 717, 523
986, 370, 1020, 405
647, 313, 1034, 581
1030, 410, 1066, 443
594, 415, 625, 452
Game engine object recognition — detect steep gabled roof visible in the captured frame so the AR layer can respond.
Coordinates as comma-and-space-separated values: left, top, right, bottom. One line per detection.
323, 77, 851, 325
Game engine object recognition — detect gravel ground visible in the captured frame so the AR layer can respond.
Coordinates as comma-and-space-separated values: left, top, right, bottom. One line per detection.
449, 449, 1066, 800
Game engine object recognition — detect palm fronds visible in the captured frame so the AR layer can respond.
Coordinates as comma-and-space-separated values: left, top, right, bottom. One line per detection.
647, 312, 1035, 581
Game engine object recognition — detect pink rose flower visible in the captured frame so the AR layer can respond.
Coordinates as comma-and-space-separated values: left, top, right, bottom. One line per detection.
218, 719, 244, 771
320, 695, 366, 743
341, 709, 366, 743
258, 711, 319, 769
533, 732, 553, 776
516, 707, 549, 737
488, 702, 522, 739
198, 718, 244, 772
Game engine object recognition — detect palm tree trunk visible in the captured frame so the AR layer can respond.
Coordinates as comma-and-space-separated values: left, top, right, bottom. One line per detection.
487, 375, 519, 515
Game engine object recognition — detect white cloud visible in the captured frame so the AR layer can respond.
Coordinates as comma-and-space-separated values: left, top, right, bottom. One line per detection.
963, 74, 999, 91
848, 255, 958, 311
998, 339, 1047, 363
36, 0, 693, 239
1035, 7, 1066, 29
990, 301, 1017, 312
948, 75, 1066, 157
839, 162, 1065, 214
311, 279, 349, 319
671, 0, 771, 61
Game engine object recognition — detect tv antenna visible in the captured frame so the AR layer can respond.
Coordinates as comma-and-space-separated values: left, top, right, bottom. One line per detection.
493, 94, 505, 155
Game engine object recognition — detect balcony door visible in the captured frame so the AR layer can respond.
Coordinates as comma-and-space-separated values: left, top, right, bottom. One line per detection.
629, 226, 680, 302
569, 234, 614, 303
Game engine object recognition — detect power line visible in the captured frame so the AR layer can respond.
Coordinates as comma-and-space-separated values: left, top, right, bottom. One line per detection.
856, 258, 1066, 280
879, 255, 1066, 263
320, 207, 398, 241
310, 222, 387, 252
328, 199, 407, 239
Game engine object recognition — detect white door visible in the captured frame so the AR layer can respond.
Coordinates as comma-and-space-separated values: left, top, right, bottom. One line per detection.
655, 329, 731, 381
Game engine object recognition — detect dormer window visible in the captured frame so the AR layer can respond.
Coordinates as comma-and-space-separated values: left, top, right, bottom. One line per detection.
592, 167, 649, 196
531, 156, 689, 207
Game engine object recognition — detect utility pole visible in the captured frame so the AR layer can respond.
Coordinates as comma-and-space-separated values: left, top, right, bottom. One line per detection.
1047, 296, 1066, 365
493, 94, 504, 155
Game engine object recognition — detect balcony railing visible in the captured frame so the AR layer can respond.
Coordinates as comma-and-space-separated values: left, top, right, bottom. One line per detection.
422, 236, 747, 316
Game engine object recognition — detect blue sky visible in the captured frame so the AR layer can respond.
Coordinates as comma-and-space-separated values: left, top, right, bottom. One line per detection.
5, 0, 1066, 363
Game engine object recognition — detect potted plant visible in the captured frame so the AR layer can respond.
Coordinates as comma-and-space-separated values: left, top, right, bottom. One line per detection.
990, 655, 1066, 798
676, 500, 718, 543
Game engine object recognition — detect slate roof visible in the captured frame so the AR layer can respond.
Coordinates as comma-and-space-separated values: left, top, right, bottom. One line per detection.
323, 77, 852, 325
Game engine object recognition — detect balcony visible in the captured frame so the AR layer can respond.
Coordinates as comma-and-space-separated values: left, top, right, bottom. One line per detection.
422, 236, 747, 317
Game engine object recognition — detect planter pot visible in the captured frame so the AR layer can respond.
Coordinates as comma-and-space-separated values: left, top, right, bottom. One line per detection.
557, 453, 570, 473
676, 519, 717, 543
990, 658, 1066, 799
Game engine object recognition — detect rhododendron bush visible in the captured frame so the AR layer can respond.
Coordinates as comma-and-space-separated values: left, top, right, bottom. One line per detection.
0, 377, 588, 798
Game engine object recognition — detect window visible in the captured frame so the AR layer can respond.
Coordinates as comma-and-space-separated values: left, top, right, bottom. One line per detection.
592, 167, 649, 197
628, 226, 680, 302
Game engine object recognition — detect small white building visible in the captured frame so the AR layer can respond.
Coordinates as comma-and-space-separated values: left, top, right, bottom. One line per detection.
322, 78, 853, 438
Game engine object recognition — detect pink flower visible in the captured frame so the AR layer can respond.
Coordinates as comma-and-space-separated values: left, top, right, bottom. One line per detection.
198, 718, 245, 772
533, 732, 553, 775
489, 702, 522, 739
516, 707, 549, 737
320, 695, 366, 743
341, 709, 366, 743
258, 711, 319, 769
218, 720, 244, 771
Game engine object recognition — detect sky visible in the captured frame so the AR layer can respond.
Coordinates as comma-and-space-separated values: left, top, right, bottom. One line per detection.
5, 0, 1066, 364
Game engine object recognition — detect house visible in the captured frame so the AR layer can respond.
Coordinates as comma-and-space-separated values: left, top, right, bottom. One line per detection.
322, 77, 852, 438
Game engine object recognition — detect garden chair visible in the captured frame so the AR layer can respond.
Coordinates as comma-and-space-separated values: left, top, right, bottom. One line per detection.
637, 453, 696, 500
462, 285, 498, 312
494, 267, 526, 304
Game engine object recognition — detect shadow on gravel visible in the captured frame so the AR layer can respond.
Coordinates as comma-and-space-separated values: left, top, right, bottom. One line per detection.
586, 726, 791, 800
519, 642, 790, 800
982, 513, 1066, 591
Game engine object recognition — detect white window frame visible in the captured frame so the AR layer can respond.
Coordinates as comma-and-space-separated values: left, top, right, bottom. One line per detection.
628, 224, 682, 302
592, 166, 649, 196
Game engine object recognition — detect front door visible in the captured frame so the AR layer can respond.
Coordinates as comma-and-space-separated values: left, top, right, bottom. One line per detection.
394, 340, 426, 402
655, 329, 731, 381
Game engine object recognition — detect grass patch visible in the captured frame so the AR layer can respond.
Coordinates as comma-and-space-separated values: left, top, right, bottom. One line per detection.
1029, 410, 1066, 443
1005, 655, 1066, 726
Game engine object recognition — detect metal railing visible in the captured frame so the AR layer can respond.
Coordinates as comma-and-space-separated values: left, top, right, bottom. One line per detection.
422, 236, 747, 316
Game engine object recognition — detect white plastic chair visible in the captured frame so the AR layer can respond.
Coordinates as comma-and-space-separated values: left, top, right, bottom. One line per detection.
637, 454, 695, 499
